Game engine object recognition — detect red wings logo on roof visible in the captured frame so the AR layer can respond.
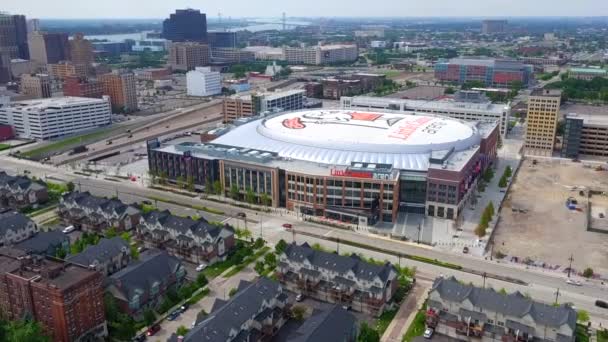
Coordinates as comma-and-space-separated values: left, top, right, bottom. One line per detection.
282, 117, 305, 129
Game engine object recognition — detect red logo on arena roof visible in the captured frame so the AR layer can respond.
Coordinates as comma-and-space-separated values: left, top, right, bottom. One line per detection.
282, 117, 305, 129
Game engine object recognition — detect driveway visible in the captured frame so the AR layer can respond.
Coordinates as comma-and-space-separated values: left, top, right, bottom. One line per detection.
149, 261, 259, 341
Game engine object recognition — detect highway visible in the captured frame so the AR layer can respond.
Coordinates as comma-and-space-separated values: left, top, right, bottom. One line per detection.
2, 156, 608, 324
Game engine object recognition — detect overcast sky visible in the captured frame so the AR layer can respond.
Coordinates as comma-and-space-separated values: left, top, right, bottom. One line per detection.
4, 0, 608, 19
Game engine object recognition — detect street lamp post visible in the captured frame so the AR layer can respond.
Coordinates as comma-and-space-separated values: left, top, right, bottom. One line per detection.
567, 254, 574, 278
417, 224, 421, 244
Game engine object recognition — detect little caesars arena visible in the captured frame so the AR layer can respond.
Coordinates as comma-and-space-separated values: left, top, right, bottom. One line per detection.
148, 109, 498, 226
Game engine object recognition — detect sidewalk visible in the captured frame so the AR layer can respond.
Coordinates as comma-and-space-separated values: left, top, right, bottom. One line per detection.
381, 279, 431, 342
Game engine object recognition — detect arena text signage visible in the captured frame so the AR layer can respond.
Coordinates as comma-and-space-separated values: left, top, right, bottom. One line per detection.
330, 169, 391, 180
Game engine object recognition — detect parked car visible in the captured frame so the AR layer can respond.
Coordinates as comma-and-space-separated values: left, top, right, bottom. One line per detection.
180, 303, 189, 313
142, 200, 152, 205
341, 305, 351, 311
596, 300, 608, 309
62, 225, 75, 234
295, 294, 304, 302
424, 328, 434, 339
132, 334, 147, 342
236, 212, 246, 218
167, 310, 181, 321
282, 223, 293, 229
146, 324, 161, 336
196, 263, 207, 272
566, 279, 582, 286
462, 246, 469, 254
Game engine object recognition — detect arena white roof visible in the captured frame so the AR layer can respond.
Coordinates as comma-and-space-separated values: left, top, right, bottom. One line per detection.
211, 110, 486, 171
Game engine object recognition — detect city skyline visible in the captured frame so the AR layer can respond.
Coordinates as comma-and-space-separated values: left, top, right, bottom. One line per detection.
3, 0, 608, 19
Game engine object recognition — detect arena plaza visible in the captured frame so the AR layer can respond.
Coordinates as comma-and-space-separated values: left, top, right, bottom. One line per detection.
147, 109, 498, 226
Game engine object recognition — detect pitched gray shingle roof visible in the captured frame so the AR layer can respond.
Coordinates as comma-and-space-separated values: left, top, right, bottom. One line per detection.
61, 192, 139, 218
431, 277, 577, 330
15, 230, 68, 255
141, 210, 234, 242
67, 237, 129, 266
184, 277, 282, 342
109, 249, 181, 300
288, 305, 356, 342
0, 172, 47, 193
0, 211, 34, 237
283, 242, 395, 283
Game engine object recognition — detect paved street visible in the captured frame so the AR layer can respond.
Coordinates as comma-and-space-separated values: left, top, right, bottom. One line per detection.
2, 156, 608, 325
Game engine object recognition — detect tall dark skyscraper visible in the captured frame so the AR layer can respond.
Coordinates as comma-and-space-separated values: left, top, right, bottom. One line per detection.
0, 13, 29, 60
162, 9, 208, 43
208, 31, 237, 48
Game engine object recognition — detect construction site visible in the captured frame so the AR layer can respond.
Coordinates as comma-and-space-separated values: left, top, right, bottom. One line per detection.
492, 158, 608, 277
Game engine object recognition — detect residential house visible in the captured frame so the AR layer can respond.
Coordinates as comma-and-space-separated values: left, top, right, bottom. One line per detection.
14, 230, 69, 256
277, 242, 398, 316
426, 276, 577, 342
137, 210, 235, 265
0, 172, 49, 209
175, 277, 289, 342
67, 237, 131, 276
106, 249, 185, 315
0, 210, 38, 247
58, 192, 140, 233
285, 305, 357, 342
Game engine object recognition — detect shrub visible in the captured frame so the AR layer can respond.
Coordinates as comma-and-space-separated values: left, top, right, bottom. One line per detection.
583, 267, 594, 278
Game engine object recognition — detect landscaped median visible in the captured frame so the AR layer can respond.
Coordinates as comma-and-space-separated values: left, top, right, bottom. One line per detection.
147, 195, 225, 215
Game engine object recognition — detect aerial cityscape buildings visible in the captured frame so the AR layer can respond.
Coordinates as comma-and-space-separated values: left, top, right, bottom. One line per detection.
0, 6, 607, 342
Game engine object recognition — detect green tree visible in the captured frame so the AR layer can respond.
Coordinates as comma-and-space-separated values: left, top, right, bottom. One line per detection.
105, 226, 118, 238
499, 175, 508, 188
577, 310, 590, 323
120, 232, 131, 242
66, 181, 75, 192
245, 187, 256, 205
499, 288, 508, 295
176, 325, 189, 337
148, 170, 157, 184
264, 253, 277, 268
230, 184, 240, 201
2, 320, 50, 342
176, 175, 185, 189
260, 192, 271, 207
275, 239, 288, 255
583, 267, 594, 278
205, 178, 213, 194
241, 229, 252, 240
254, 261, 265, 275
55, 246, 67, 259
291, 305, 306, 321
358, 322, 380, 342
444, 87, 456, 95
228, 288, 238, 297
213, 180, 223, 195
505, 165, 513, 178
196, 273, 208, 287
70, 237, 83, 254
143, 309, 156, 326
253, 237, 265, 249
186, 175, 195, 192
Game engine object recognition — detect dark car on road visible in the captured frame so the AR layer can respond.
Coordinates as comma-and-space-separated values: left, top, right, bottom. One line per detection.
596, 300, 608, 309
167, 310, 181, 321
146, 324, 160, 336
132, 334, 147, 341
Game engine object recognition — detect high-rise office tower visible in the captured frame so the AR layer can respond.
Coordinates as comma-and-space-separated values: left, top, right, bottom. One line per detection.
162, 9, 208, 42
168, 42, 209, 71
481, 20, 508, 34
28, 31, 70, 64
27, 18, 40, 33
100, 70, 138, 113
524, 89, 562, 156
69, 33, 94, 74
20, 73, 52, 98
208, 31, 237, 48
0, 13, 29, 59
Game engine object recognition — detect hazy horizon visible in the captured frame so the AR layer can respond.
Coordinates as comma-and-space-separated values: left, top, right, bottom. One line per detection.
4, 0, 608, 19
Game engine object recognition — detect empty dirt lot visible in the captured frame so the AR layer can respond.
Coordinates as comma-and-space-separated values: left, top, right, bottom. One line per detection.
493, 158, 608, 276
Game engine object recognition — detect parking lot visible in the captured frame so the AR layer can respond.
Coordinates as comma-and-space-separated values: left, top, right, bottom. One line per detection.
493, 158, 608, 276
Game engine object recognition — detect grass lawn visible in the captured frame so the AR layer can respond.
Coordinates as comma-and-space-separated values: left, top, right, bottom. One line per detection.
402, 307, 427, 342
376, 308, 398, 335
0, 143, 10, 151
203, 258, 237, 279
20, 128, 116, 159
598, 329, 608, 342
382, 70, 401, 78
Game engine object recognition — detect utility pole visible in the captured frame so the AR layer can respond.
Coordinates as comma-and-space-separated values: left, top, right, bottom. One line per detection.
567, 254, 574, 278
482, 272, 487, 288
336, 238, 340, 254
417, 224, 422, 244
554, 288, 560, 305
